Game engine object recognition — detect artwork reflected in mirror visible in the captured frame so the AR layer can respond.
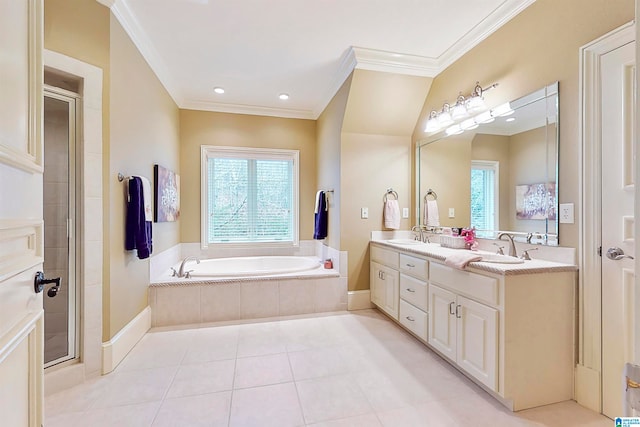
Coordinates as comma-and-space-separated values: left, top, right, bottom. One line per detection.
418, 82, 558, 245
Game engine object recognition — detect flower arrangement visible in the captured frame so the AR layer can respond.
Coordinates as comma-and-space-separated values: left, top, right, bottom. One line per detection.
460, 227, 478, 250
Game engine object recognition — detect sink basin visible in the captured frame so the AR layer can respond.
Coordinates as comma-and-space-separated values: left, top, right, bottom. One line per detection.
477, 253, 524, 264
386, 239, 424, 245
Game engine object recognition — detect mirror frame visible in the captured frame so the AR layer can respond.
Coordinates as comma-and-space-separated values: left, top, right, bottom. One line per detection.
415, 82, 559, 245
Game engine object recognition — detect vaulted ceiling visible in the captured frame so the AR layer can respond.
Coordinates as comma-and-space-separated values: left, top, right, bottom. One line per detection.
98, 0, 535, 119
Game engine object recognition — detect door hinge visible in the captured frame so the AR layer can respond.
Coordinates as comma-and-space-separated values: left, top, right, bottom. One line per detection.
597, 246, 602, 257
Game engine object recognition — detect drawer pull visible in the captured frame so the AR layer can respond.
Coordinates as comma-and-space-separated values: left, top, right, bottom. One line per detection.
455, 304, 462, 319
406, 288, 415, 293
405, 316, 415, 322
405, 263, 416, 268
449, 301, 455, 315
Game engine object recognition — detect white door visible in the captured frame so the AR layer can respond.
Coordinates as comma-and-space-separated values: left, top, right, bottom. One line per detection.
601, 39, 636, 418
428, 284, 456, 361
0, 0, 44, 425
456, 295, 498, 391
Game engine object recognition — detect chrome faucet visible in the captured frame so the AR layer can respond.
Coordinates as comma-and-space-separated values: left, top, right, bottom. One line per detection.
176, 256, 200, 278
411, 225, 422, 241
497, 232, 517, 257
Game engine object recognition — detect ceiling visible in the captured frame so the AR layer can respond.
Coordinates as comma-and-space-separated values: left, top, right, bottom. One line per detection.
98, 0, 535, 119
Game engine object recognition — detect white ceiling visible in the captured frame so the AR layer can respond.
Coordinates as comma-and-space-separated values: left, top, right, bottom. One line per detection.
99, 0, 535, 119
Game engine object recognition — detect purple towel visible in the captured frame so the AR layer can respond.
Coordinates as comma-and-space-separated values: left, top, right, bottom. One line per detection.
125, 176, 153, 259
313, 191, 328, 240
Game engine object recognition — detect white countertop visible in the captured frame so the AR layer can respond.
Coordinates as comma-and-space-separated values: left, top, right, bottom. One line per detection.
371, 239, 577, 276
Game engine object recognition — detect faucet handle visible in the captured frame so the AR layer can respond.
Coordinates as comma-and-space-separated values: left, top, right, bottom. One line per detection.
184, 270, 194, 278
520, 248, 539, 260
492, 243, 505, 255
170, 267, 178, 277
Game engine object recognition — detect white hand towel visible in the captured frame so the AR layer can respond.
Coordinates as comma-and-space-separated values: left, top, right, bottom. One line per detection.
136, 175, 153, 222
314, 190, 322, 213
444, 252, 482, 270
424, 199, 440, 227
384, 199, 401, 230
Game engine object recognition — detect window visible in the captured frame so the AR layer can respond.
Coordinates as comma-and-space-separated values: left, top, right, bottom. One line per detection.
201, 146, 299, 247
470, 160, 499, 236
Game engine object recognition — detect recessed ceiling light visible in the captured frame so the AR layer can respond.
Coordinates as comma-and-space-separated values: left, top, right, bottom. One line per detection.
279, 93, 289, 100
506, 117, 516, 122
214, 87, 225, 94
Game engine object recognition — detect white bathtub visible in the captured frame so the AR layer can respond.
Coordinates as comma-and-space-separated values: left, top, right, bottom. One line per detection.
178, 256, 322, 278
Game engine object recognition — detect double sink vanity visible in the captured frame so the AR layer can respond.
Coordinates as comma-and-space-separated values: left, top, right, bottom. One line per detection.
369, 237, 577, 411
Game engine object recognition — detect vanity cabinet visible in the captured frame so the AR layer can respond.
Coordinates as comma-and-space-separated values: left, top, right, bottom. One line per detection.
370, 261, 400, 319
369, 241, 576, 411
429, 283, 498, 390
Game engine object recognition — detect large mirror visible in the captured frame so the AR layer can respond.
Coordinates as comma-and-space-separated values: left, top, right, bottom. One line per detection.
417, 82, 559, 245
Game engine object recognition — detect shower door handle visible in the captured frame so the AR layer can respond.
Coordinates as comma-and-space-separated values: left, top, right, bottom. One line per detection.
34, 271, 61, 297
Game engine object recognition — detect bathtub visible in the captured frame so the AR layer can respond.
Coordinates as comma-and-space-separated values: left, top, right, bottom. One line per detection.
150, 255, 346, 327
177, 255, 322, 278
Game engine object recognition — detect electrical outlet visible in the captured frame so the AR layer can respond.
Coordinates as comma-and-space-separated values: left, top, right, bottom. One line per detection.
361, 207, 368, 219
559, 203, 574, 224
402, 207, 409, 218
448, 208, 455, 218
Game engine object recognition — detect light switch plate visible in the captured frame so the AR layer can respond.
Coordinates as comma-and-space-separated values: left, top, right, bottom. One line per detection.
361, 207, 368, 219
559, 203, 574, 224
402, 208, 409, 218
448, 208, 455, 218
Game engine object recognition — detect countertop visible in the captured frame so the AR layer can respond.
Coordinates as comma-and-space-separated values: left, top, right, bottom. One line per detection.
371, 239, 578, 276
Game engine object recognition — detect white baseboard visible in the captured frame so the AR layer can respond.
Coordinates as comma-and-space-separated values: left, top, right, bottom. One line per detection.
348, 290, 374, 310
44, 362, 85, 396
575, 364, 601, 412
102, 306, 151, 374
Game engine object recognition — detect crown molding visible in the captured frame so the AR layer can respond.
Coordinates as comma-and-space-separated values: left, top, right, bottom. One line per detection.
312, 47, 358, 119
352, 47, 440, 77
181, 100, 317, 120
111, 0, 184, 107
435, 0, 536, 72
96, 0, 115, 7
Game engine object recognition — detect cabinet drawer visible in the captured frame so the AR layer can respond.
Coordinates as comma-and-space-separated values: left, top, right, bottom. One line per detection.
399, 253, 428, 280
371, 245, 399, 268
399, 299, 428, 341
400, 274, 428, 312
429, 262, 498, 306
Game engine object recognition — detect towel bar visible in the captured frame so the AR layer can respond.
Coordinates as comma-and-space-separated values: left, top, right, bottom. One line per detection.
384, 188, 399, 202
424, 188, 438, 201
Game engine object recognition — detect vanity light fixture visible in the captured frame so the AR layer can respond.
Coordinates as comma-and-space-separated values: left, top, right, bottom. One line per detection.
460, 118, 479, 130
506, 117, 516, 122
279, 93, 290, 100
491, 102, 514, 117
214, 87, 225, 94
424, 81, 498, 133
445, 124, 463, 135
475, 110, 495, 124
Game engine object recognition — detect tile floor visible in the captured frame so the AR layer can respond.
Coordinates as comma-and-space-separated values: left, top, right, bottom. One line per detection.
45, 310, 611, 426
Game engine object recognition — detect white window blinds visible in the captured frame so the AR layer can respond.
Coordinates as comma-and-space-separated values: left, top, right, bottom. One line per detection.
203, 146, 298, 246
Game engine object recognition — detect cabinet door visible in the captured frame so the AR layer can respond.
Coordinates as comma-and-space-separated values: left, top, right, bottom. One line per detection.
428, 284, 456, 361
371, 262, 399, 319
370, 262, 384, 307
456, 295, 498, 391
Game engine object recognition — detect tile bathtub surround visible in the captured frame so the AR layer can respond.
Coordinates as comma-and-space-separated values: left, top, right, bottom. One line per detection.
150, 276, 348, 327
44, 310, 611, 427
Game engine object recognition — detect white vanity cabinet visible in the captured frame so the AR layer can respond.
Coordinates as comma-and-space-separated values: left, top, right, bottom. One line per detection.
369, 241, 576, 411
370, 246, 400, 319
428, 281, 498, 390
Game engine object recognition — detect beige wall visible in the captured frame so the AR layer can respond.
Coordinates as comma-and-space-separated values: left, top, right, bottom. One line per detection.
179, 110, 317, 243
413, 0, 634, 250
316, 75, 352, 250
108, 17, 180, 338
44, 1, 181, 340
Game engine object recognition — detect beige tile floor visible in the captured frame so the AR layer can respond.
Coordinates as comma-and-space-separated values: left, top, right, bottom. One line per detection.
45, 309, 611, 426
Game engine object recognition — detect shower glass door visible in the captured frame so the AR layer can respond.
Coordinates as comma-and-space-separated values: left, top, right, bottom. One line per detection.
43, 88, 78, 367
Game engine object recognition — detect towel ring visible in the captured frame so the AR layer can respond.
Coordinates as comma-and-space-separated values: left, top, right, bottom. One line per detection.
384, 188, 399, 202
424, 189, 438, 201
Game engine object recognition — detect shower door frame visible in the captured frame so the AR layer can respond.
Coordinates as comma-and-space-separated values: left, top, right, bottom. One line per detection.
43, 85, 80, 369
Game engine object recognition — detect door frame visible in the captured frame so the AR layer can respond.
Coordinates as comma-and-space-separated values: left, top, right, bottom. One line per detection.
577, 21, 635, 413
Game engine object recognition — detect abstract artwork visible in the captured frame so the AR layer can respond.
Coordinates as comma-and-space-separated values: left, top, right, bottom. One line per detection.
515, 182, 556, 220
154, 164, 180, 222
